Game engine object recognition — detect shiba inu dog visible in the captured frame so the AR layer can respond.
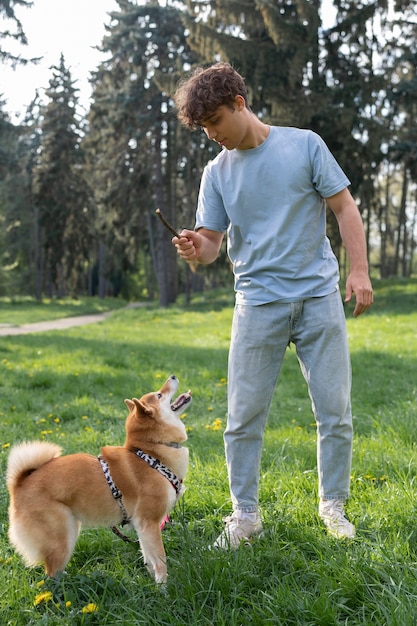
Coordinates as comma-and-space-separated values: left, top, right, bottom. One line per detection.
6, 375, 191, 583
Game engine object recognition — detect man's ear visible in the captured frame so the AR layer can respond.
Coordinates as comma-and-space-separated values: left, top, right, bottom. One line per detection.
234, 95, 246, 110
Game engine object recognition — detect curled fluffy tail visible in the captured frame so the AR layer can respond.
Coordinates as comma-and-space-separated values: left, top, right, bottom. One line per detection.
6, 441, 62, 492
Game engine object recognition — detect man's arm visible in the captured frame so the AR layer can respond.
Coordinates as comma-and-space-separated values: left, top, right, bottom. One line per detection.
173, 228, 224, 265
326, 188, 373, 317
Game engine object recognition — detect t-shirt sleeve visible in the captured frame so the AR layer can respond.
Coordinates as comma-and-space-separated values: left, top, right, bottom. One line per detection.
195, 164, 229, 232
308, 132, 351, 198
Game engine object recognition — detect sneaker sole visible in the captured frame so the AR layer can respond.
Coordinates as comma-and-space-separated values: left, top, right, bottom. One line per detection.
211, 529, 264, 550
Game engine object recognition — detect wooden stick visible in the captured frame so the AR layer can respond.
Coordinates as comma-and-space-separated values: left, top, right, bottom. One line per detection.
155, 208, 197, 273
155, 208, 180, 239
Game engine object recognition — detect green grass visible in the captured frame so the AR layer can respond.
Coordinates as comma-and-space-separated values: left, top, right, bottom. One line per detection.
0, 279, 417, 624
0, 296, 127, 325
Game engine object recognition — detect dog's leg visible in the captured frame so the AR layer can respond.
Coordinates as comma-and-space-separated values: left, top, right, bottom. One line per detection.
135, 521, 168, 583
40, 509, 80, 578
9, 504, 81, 577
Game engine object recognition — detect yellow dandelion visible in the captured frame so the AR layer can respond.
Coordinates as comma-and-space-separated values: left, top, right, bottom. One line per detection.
81, 603, 98, 614
207, 406, 213, 411
54, 418, 60, 424
34, 591, 53, 606
81, 415, 89, 420
36, 579, 45, 588
65, 600, 72, 608
2, 442, 10, 449
206, 418, 223, 431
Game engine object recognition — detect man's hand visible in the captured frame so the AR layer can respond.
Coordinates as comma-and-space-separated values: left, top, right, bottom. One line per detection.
173, 228, 224, 265
173, 229, 202, 263
344, 271, 373, 317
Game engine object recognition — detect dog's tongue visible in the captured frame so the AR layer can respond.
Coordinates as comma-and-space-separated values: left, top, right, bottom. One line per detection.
171, 391, 191, 411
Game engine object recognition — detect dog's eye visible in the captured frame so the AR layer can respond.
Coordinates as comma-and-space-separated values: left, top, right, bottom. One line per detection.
157, 393, 162, 399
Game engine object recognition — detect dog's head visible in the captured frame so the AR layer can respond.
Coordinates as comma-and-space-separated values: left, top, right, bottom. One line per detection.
124, 375, 191, 446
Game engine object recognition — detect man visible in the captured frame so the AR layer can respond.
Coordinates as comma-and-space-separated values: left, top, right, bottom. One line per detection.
173, 62, 373, 548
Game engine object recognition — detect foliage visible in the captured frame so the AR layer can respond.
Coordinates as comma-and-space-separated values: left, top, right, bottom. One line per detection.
0, 0, 416, 300
0, 0, 32, 65
0, 280, 416, 623
34, 54, 96, 297
86, 0, 201, 305
0, 94, 43, 298
184, 0, 325, 126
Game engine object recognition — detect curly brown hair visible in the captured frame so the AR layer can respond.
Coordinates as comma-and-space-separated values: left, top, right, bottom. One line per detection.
174, 62, 249, 130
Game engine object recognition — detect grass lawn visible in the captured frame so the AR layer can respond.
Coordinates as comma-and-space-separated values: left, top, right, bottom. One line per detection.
0, 296, 127, 325
0, 279, 416, 624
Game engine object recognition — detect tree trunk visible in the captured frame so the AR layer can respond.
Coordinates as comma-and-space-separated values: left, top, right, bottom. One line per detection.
98, 241, 106, 298
394, 166, 408, 277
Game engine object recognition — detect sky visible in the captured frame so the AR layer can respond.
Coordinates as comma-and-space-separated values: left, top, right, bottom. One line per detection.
1, 0, 119, 121
1, 0, 336, 123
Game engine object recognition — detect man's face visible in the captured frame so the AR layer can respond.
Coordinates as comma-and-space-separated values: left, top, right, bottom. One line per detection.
201, 97, 247, 150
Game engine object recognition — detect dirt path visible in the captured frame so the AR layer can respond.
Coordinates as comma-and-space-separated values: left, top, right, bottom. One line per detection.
0, 303, 144, 337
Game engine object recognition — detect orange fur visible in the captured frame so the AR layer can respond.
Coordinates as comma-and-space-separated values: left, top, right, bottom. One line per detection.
6, 375, 191, 584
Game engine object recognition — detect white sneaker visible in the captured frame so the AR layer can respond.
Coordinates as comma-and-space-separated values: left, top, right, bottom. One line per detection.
212, 510, 263, 549
319, 499, 356, 538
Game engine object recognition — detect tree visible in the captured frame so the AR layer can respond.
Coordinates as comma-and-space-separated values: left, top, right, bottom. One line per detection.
385, 5, 417, 277
0, 93, 45, 297
183, 0, 327, 126
87, 0, 201, 305
0, 101, 18, 294
34, 55, 96, 295
0, 0, 35, 66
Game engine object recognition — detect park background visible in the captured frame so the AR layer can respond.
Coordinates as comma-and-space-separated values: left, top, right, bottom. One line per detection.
1, 1, 417, 623
1, 0, 416, 307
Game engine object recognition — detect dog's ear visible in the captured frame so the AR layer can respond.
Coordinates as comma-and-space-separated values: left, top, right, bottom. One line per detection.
125, 399, 135, 411
126, 397, 155, 417
137, 399, 155, 416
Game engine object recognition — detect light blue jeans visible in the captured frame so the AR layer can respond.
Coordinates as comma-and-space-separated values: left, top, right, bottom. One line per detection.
225, 289, 352, 512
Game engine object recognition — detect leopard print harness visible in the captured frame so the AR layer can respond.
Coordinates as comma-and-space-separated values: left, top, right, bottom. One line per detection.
98, 447, 183, 529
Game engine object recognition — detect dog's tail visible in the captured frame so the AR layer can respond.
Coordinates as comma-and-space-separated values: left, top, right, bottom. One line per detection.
6, 441, 62, 492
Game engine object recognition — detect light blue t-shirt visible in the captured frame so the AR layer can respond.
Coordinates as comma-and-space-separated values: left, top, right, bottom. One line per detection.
195, 126, 350, 305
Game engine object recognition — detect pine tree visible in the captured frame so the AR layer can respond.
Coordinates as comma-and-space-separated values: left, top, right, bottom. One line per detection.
34, 54, 95, 296
0, 101, 19, 294
384, 2, 417, 277
0, 0, 35, 66
86, 0, 198, 304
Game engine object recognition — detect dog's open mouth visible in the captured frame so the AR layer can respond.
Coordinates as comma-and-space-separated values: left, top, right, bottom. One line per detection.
171, 390, 192, 412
